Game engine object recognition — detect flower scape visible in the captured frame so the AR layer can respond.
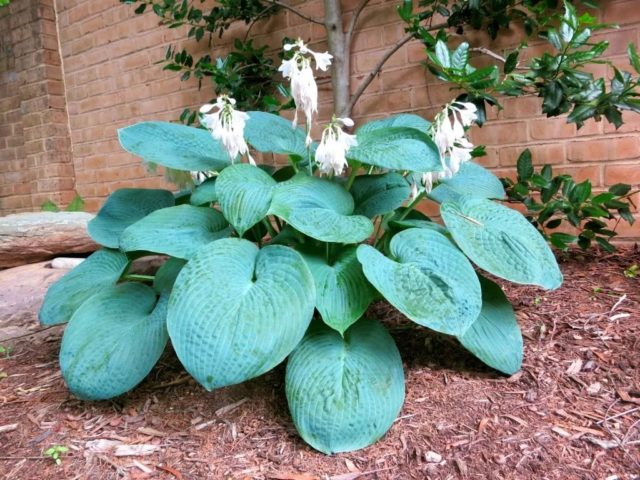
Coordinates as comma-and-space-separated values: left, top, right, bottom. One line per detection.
39, 39, 562, 454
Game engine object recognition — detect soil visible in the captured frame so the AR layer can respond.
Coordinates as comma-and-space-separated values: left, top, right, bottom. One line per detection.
0, 247, 639, 480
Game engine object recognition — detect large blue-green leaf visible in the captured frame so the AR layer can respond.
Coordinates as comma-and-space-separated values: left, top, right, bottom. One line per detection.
357, 228, 481, 335
153, 257, 187, 294
60, 283, 169, 400
118, 121, 230, 171
350, 173, 411, 218
245, 111, 307, 157
286, 318, 405, 454
190, 177, 217, 206
301, 247, 375, 334
88, 188, 175, 248
216, 164, 277, 236
458, 276, 523, 375
348, 127, 441, 172
441, 198, 563, 289
39, 249, 129, 325
120, 205, 230, 259
167, 238, 315, 390
430, 161, 506, 203
269, 174, 373, 243
356, 113, 430, 135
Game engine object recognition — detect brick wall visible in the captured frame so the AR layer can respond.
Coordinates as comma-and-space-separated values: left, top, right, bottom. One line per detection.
1, 0, 639, 238
0, 0, 76, 212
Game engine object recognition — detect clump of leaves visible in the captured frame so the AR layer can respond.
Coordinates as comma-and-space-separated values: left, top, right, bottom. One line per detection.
502, 149, 636, 251
44, 445, 69, 465
624, 263, 638, 278
41, 195, 85, 213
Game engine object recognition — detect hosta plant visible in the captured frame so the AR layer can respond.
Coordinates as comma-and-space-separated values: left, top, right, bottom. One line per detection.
40, 40, 562, 455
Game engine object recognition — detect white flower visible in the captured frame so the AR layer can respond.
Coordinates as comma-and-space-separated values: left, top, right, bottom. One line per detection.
429, 101, 477, 178
315, 117, 357, 176
279, 39, 332, 129
200, 95, 255, 165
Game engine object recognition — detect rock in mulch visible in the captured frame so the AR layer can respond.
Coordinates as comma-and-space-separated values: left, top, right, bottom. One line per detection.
0, 212, 98, 268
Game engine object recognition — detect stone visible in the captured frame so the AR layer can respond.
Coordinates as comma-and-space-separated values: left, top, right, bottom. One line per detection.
0, 212, 98, 268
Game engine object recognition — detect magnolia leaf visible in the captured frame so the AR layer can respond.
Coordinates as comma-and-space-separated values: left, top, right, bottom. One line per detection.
301, 246, 376, 334
356, 114, 430, 134
87, 188, 175, 248
60, 283, 169, 400
348, 127, 441, 172
350, 173, 411, 218
245, 111, 307, 157
441, 197, 563, 289
118, 121, 230, 171
167, 238, 315, 390
269, 174, 373, 243
286, 318, 405, 454
357, 228, 481, 335
120, 205, 231, 259
458, 275, 523, 375
39, 249, 129, 325
430, 161, 506, 203
216, 163, 277, 236
190, 177, 217, 206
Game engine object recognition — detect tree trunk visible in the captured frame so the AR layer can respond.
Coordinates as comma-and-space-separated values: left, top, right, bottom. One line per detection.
324, 0, 351, 117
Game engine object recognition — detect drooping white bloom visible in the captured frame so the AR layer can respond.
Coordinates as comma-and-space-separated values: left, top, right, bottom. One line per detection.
429, 101, 477, 179
279, 39, 332, 132
199, 95, 254, 165
315, 117, 357, 176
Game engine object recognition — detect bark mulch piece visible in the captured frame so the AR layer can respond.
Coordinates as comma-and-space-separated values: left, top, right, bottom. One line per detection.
0, 246, 638, 479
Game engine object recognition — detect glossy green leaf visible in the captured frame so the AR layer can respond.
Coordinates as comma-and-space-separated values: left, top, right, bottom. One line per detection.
269, 174, 373, 243
348, 128, 441, 172
167, 238, 315, 390
356, 114, 430, 135
120, 205, 231, 259
88, 188, 175, 248
350, 173, 411, 218
39, 249, 129, 325
430, 161, 506, 203
245, 111, 307, 157
190, 177, 217, 206
118, 121, 230, 171
441, 197, 563, 289
286, 318, 405, 454
458, 276, 523, 375
357, 228, 482, 335
216, 163, 277, 236
301, 246, 376, 334
60, 283, 169, 400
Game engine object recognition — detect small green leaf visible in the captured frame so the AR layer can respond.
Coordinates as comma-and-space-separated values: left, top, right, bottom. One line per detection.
435, 40, 451, 68
516, 149, 533, 181
608, 183, 631, 196
451, 42, 469, 70
504, 51, 519, 74
65, 195, 85, 212
286, 318, 404, 454
41, 200, 60, 212
628, 42, 640, 74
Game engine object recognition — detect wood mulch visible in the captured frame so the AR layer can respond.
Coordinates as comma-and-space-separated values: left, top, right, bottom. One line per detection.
0, 246, 639, 480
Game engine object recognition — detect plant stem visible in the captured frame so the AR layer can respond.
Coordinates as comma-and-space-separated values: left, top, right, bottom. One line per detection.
397, 192, 426, 221
345, 163, 359, 191
262, 218, 278, 238
122, 274, 155, 282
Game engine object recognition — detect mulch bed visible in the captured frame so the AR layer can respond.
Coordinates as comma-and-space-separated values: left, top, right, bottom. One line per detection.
0, 246, 639, 480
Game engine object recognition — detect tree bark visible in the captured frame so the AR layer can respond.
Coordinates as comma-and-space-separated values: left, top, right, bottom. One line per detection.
324, 0, 350, 117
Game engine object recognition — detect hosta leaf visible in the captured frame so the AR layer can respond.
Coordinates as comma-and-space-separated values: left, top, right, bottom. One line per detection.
286, 318, 405, 454
348, 127, 441, 172
216, 164, 277, 236
301, 246, 376, 334
351, 173, 411, 218
356, 114, 430, 135
441, 198, 563, 289
120, 205, 231, 259
39, 249, 129, 325
153, 257, 187, 294
190, 177, 217, 206
167, 238, 315, 390
88, 188, 175, 248
357, 228, 481, 335
60, 283, 169, 400
245, 111, 307, 157
118, 121, 230, 171
458, 275, 522, 375
430, 162, 506, 203
269, 174, 373, 243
